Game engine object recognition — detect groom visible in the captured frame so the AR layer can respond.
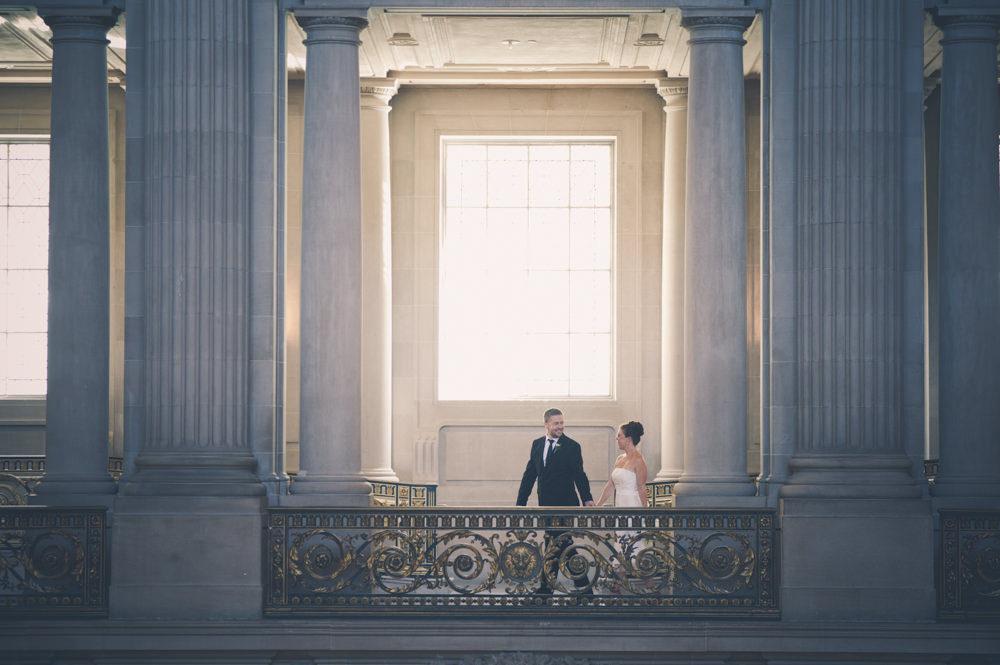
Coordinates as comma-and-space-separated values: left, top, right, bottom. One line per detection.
516, 408, 594, 595
516, 408, 594, 508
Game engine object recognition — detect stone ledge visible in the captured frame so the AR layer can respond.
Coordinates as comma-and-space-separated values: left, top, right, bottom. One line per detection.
1, 620, 998, 659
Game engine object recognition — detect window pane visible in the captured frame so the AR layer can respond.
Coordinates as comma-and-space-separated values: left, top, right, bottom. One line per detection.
569, 208, 612, 270
486, 151, 527, 207
9, 158, 48, 206
570, 333, 611, 396
6, 207, 47, 270
527, 208, 569, 270
440, 139, 613, 399
569, 271, 611, 334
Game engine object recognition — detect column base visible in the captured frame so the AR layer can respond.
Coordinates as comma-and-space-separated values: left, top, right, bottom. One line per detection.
780, 498, 935, 620
780, 453, 922, 499
653, 467, 683, 484
110, 495, 265, 620
119, 451, 265, 497
286, 474, 372, 506
671, 474, 757, 500
361, 467, 400, 483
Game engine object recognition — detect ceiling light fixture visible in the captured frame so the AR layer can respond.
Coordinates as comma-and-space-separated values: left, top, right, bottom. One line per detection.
634, 33, 664, 47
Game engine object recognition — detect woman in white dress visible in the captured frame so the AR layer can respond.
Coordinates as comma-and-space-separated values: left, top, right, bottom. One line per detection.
593, 422, 650, 591
594, 421, 648, 508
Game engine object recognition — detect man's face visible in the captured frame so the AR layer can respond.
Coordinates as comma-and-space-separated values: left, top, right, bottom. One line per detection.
545, 414, 564, 439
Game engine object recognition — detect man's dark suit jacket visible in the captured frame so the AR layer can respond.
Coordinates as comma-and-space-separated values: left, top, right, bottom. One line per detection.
516, 435, 593, 506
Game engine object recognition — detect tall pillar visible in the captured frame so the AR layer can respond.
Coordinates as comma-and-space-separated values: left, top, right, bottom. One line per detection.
288, 10, 371, 505
112, 0, 265, 620
655, 80, 687, 484
779, 0, 931, 622
780, 0, 922, 501
360, 79, 399, 483
118, 0, 262, 497
33, 6, 120, 503
931, 11, 1000, 500
671, 14, 757, 501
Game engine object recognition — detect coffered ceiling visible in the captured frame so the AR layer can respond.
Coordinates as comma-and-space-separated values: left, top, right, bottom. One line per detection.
285, 9, 764, 80
0, 7, 962, 87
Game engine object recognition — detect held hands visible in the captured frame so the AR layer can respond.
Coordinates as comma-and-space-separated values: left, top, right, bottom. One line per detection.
584, 500, 595, 507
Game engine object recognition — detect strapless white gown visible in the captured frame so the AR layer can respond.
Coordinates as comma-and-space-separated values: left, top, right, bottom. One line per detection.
611, 467, 644, 507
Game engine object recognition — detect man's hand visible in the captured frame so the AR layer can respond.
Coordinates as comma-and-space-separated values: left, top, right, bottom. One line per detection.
583, 500, 595, 507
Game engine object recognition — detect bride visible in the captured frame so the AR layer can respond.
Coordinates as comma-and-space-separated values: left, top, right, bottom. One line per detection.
594, 421, 648, 508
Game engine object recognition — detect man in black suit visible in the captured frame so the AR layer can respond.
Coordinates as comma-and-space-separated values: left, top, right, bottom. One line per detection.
516, 408, 594, 508
516, 408, 594, 594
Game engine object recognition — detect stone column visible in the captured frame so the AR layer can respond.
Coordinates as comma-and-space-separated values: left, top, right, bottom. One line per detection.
780, 0, 920, 500
655, 80, 687, 484
288, 10, 372, 505
33, 6, 120, 503
111, 0, 265, 621
778, 0, 932, 622
360, 78, 399, 483
671, 14, 757, 501
931, 11, 1000, 500
118, 0, 262, 497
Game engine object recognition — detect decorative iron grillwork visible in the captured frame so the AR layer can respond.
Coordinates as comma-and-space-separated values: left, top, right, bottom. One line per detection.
0, 507, 109, 617
371, 481, 437, 507
645, 481, 673, 507
264, 508, 778, 616
939, 510, 1000, 620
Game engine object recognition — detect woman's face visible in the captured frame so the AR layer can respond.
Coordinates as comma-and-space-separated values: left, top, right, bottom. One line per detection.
616, 428, 627, 450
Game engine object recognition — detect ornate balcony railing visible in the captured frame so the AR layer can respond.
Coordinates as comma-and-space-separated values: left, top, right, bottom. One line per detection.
938, 510, 1000, 620
371, 481, 437, 507
0, 507, 109, 617
264, 507, 778, 617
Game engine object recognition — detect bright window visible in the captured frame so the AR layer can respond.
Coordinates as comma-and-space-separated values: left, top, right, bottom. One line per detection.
0, 140, 49, 397
439, 139, 614, 400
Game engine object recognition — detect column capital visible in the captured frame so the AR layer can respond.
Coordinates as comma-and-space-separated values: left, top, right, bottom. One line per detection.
294, 9, 368, 46
361, 77, 399, 109
680, 13, 754, 45
38, 6, 119, 42
932, 11, 1000, 43
655, 78, 688, 112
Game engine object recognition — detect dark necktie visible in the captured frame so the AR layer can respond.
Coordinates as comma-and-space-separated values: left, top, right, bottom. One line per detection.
544, 438, 555, 466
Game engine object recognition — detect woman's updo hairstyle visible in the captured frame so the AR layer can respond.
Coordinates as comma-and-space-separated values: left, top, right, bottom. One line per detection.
621, 421, 644, 446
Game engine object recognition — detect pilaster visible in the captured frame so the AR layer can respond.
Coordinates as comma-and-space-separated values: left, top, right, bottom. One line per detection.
360, 77, 399, 483
655, 80, 687, 484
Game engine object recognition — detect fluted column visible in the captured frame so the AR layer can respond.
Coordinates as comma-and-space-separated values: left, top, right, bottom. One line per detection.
119, 0, 262, 497
289, 10, 371, 505
781, 0, 919, 499
655, 80, 687, 484
931, 12, 1000, 499
672, 14, 756, 501
360, 78, 399, 483
34, 6, 120, 502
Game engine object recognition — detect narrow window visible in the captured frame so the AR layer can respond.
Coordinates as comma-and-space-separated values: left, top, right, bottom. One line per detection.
0, 140, 49, 396
439, 138, 614, 400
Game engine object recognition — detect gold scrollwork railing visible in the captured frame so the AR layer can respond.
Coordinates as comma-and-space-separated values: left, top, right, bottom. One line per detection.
938, 510, 1000, 620
0, 507, 109, 617
645, 481, 673, 507
264, 507, 778, 617
370, 481, 437, 507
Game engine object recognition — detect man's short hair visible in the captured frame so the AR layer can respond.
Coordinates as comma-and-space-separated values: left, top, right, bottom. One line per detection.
543, 408, 562, 422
